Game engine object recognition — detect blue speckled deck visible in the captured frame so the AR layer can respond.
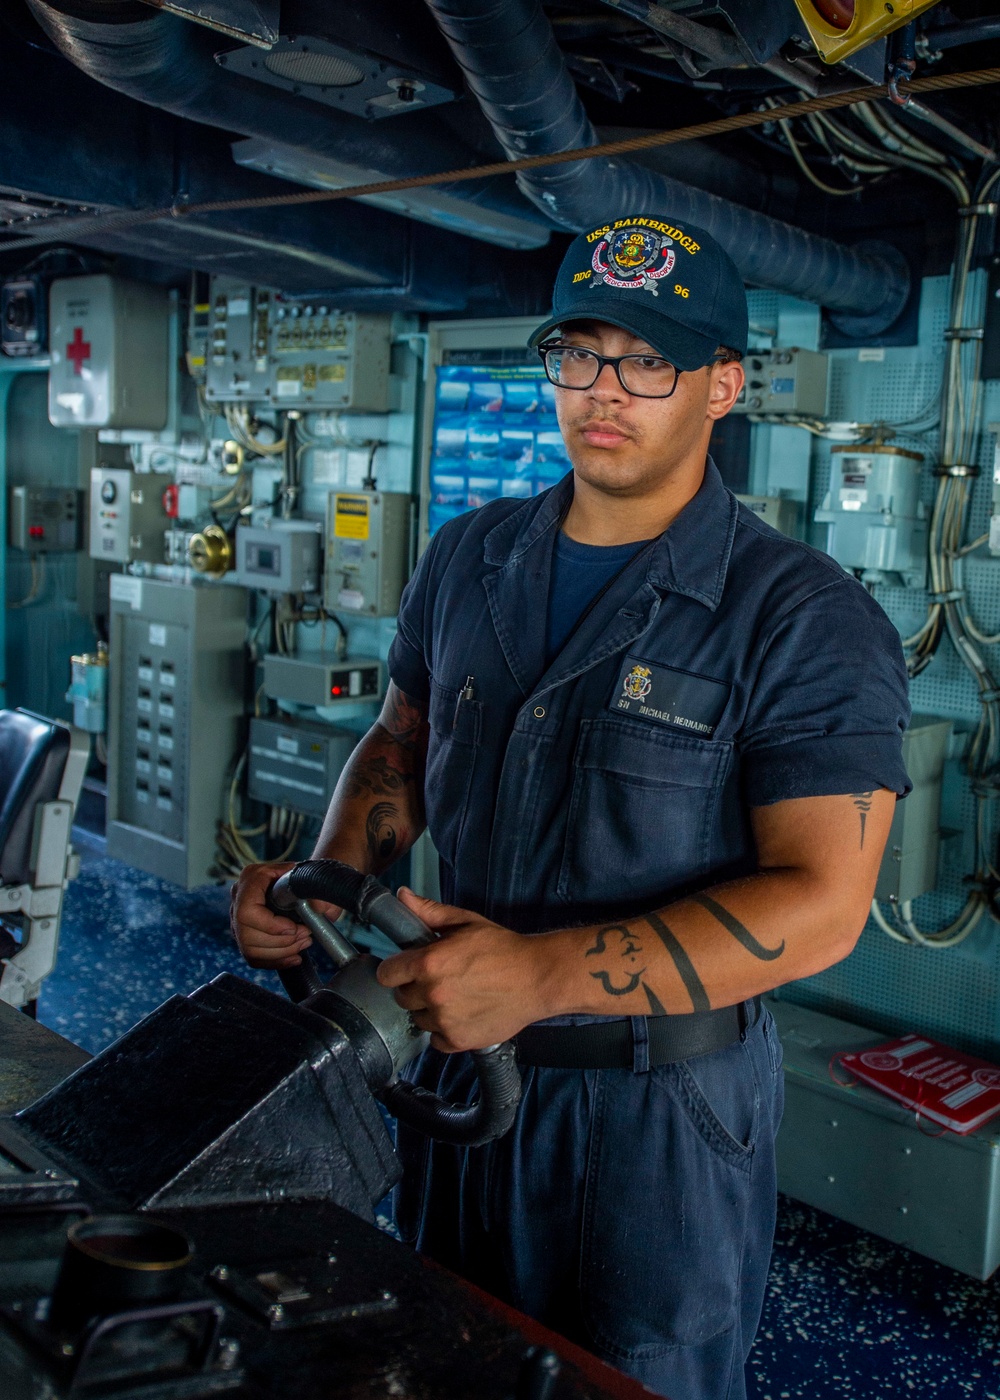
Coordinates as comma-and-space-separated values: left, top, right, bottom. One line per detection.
36, 841, 1000, 1399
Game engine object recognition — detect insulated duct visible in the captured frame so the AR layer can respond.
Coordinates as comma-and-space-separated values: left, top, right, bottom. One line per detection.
22, 0, 552, 251
423, 0, 911, 333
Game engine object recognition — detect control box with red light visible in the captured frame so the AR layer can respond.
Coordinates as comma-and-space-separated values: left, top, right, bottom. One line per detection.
9, 485, 83, 552
262, 653, 384, 708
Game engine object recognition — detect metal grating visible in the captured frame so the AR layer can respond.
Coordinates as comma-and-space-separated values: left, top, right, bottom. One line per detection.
746, 279, 1000, 1057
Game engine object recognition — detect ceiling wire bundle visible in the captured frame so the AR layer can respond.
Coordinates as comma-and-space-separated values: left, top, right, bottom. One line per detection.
871, 162, 1000, 950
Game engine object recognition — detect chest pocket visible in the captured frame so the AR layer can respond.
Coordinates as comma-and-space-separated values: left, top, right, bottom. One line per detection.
557, 716, 732, 910
425, 679, 482, 868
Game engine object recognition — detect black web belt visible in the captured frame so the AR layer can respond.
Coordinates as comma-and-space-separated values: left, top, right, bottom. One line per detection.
513, 998, 761, 1069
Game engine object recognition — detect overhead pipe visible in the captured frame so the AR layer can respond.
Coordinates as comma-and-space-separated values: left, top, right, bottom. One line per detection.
22, 0, 553, 251
422, 0, 911, 333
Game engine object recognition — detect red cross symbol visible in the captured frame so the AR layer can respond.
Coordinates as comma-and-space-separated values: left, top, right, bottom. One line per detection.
66, 326, 91, 375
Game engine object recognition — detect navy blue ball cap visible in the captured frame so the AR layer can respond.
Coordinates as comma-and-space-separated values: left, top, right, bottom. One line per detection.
529, 214, 748, 372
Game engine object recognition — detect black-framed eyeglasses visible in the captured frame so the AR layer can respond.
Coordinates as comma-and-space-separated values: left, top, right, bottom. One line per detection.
537, 340, 681, 399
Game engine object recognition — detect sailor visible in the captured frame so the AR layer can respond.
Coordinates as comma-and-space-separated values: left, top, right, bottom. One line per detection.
233, 213, 910, 1400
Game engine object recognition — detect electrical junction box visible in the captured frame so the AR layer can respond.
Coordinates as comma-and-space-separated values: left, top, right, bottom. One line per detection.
814, 444, 927, 588
204, 278, 272, 402
730, 348, 828, 417
247, 715, 358, 818
1, 276, 47, 358
9, 486, 82, 552
269, 307, 391, 410
107, 577, 247, 889
263, 653, 383, 708
48, 275, 169, 429
324, 490, 410, 617
89, 467, 166, 564
234, 520, 322, 594
875, 716, 951, 905
735, 494, 800, 539
202, 276, 392, 410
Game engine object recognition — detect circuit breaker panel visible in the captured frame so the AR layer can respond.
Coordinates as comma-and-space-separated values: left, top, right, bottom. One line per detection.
107, 579, 247, 889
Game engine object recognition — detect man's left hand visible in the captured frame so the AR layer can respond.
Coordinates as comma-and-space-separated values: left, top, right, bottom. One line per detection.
376, 890, 550, 1053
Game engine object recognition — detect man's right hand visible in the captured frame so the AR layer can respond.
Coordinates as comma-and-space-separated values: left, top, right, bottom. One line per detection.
230, 861, 342, 970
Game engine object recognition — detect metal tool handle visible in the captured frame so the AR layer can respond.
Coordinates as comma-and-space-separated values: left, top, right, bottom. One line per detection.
269, 860, 522, 1147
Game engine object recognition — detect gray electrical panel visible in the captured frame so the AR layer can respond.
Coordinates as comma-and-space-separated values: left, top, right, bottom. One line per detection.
875, 715, 951, 905
269, 308, 391, 410
324, 490, 410, 617
730, 347, 828, 417
247, 716, 358, 817
202, 277, 391, 409
262, 653, 383, 708
204, 279, 272, 402
9, 486, 82, 552
107, 578, 247, 889
234, 520, 322, 594
89, 467, 166, 564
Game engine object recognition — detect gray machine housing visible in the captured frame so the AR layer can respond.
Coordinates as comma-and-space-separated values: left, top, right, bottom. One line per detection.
107, 578, 247, 888
247, 715, 358, 818
262, 653, 383, 708
730, 347, 828, 417
324, 489, 410, 617
8, 486, 82, 552
234, 520, 322, 594
89, 466, 166, 565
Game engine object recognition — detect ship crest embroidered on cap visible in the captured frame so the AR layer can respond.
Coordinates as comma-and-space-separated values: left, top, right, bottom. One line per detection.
591, 224, 676, 297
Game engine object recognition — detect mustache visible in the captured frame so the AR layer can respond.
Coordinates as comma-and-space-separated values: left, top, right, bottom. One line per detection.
570, 413, 640, 439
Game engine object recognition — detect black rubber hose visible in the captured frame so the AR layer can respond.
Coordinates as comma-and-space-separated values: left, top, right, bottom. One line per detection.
380, 1042, 522, 1148
273, 860, 523, 1144
279, 959, 324, 1004
284, 859, 435, 949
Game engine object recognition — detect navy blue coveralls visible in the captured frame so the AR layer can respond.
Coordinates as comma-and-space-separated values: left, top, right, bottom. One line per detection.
387, 460, 910, 1400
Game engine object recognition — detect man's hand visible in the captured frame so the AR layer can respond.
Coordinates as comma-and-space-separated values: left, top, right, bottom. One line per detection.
230, 861, 342, 970
376, 890, 552, 1053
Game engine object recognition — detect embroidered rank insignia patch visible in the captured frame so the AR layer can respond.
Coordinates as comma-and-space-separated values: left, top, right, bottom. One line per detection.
611, 655, 729, 736
591, 224, 676, 297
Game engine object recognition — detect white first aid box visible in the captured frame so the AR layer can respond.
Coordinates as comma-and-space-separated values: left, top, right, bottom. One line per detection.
48, 274, 169, 429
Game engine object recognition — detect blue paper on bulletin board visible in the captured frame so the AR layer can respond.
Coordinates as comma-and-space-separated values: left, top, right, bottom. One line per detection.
427, 363, 571, 535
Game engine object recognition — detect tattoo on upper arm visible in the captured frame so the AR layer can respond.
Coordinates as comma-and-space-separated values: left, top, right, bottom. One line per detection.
585, 924, 668, 1012
378, 685, 429, 753
644, 913, 711, 1013
692, 893, 785, 961
343, 754, 414, 800
852, 791, 874, 849
365, 802, 398, 864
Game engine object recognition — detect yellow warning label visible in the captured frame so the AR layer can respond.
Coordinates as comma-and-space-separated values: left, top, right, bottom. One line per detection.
334, 494, 370, 540
318, 362, 347, 382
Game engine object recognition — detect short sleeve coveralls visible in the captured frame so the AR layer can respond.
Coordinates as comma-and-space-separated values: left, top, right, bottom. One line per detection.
387, 460, 910, 1400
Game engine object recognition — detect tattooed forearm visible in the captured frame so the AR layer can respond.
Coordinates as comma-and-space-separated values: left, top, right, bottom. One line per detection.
585, 923, 667, 1010
644, 912, 711, 1012
365, 802, 399, 865
343, 754, 414, 800
692, 893, 785, 961
377, 683, 429, 753
851, 792, 873, 849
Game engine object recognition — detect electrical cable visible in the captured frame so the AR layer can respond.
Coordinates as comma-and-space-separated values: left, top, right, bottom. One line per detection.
9, 555, 45, 608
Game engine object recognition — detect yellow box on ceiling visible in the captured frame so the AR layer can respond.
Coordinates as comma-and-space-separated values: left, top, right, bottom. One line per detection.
792, 0, 943, 64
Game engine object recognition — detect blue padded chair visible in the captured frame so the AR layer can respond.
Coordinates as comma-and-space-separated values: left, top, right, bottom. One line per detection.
0, 709, 89, 1010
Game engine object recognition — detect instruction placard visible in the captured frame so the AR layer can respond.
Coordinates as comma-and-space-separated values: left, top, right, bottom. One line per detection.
334, 494, 370, 540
